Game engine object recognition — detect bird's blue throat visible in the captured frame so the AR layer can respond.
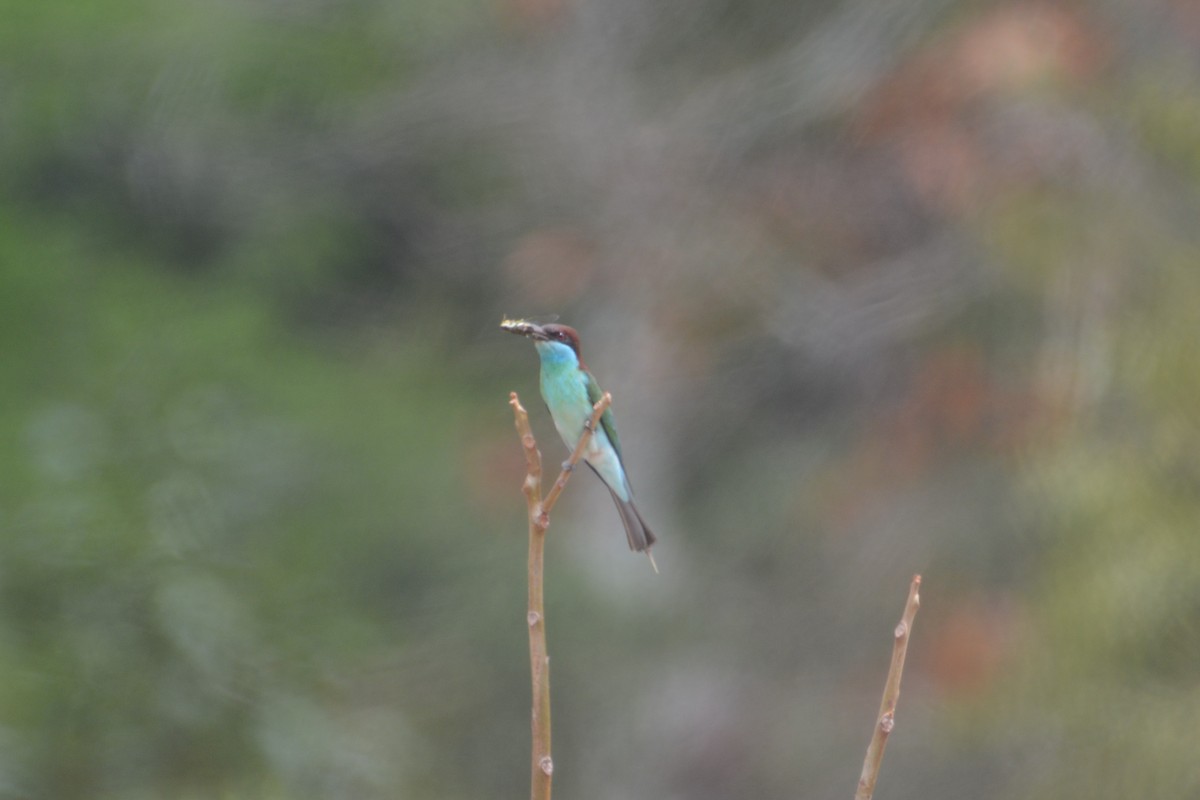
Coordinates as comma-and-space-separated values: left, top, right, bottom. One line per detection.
534, 340, 579, 367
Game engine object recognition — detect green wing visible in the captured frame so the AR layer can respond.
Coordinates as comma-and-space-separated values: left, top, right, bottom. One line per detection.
584, 369, 625, 467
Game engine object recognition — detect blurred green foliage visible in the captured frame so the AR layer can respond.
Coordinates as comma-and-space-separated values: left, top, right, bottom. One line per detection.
0, 204, 527, 797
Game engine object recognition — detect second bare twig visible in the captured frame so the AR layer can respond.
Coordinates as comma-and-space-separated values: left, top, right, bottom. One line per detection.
855, 574, 922, 800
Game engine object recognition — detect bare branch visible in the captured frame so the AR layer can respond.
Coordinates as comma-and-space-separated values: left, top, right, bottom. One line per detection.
509, 390, 610, 800
855, 574, 922, 800
510, 392, 553, 800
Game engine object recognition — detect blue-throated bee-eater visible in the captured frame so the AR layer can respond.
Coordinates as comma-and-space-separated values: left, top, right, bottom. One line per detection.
503, 319, 657, 566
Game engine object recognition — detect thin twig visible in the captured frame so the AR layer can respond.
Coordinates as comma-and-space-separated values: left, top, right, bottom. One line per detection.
509, 390, 611, 800
543, 392, 611, 516
855, 574, 922, 800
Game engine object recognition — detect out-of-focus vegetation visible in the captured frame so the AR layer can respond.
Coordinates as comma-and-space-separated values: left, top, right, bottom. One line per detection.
3, 1, 1199, 798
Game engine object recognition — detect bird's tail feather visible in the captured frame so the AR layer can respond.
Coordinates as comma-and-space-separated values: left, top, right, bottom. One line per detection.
608, 490, 656, 553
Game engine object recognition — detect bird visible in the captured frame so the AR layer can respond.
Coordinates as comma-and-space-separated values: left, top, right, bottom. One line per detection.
503, 320, 657, 569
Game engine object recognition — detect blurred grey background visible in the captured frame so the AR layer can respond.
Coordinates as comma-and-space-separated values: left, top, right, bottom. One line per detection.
3, 1, 1199, 798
